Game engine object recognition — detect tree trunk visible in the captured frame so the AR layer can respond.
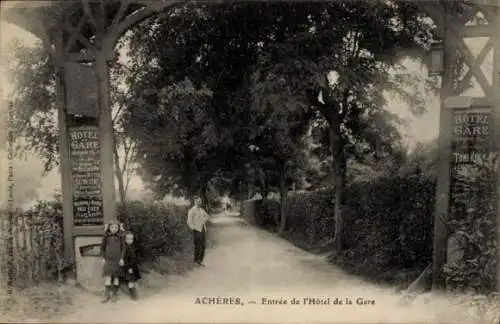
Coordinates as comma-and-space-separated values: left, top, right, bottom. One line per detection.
329, 113, 345, 256
200, 180, 209, 208
113, 135, 127, 205
278, 163, 288, 234
258, 169, 267, 199
239, 180, 244, 201
247, 180, 254, 200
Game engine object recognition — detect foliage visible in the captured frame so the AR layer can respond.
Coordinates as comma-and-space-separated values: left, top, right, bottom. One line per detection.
6, 40, 58, 171
0, 154, 47, 209
247, 68, 314, 200
126, 4, 314, 201
242, 172, 436, 284
0, 197, 190, 294
117, 200, 190, 263
5, 32, 139, 195
0, 200, 64, 289
337, 172, 435, 276
252, 0, 438, 154
283, 190, 335, 246
247, 146, 499, 294
124, 77, 224, 201
237, 0, 441, 251
448, 292, 500, 324
110, 43, 141, 203
397, 140, 439, 178
240, 199, 280, 229
443, 159, 498, 294
125, 1, 442, 205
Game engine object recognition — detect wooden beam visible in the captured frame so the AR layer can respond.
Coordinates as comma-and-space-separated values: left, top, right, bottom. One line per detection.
99, 0, 107, 33
105, 0, 181, 49
111, 0, 131, 28
63, 15, 89, 54
74, 226, 102, 236
470, 96, 494, 108
455, 40, 494, 96
81, 0, 98, 32
66, 50, 97, 63
457, 40, 495, 100
460, 24, 493, 37
54, 30, 76, 270
432, 18, 458, 291
96, 53, 116, 224
493, 3, 500, 292
105, 4, 159, 50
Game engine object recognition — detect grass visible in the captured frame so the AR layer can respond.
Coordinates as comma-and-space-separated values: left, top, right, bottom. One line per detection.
0, 244, 196, 322
0, 283, 81, 322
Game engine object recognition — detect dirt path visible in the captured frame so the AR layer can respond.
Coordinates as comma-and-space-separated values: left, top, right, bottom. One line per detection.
55, 214, 469, 323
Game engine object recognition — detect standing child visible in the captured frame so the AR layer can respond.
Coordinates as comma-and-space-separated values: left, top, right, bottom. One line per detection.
123, 231, 141, 300
101, 220, 125, 303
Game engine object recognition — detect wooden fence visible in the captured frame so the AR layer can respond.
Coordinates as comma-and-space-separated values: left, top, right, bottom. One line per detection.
0, 211, 64, 289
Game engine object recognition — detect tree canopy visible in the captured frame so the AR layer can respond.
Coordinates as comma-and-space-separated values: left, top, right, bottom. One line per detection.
7, 0, 473, 205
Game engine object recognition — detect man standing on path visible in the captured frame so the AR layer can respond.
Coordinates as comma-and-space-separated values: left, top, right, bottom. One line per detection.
187, 196, 210, 267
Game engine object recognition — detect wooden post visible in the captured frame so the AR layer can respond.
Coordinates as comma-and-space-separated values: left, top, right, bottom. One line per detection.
6, 101, 15, 297
96, 52, 117, 224
54, 31, 75, 272
6, 210, 13, 294
494, 5, 500, 292
432, 15, 457, 290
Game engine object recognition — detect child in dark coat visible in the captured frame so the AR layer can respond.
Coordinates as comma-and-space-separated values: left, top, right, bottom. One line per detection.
123, 231, 141, 300
101, 220, 125, 303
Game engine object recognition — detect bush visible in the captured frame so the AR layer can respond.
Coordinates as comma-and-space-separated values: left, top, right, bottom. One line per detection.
245, 173, 436, 285
448, 293, 500, 324
0, 198, 190, 291
240, 199, 279, 229
442, 161, 497, 293
285, 190, 335, 246
338, 174, 435, 275
0, 200, 65, 288
117, 201, 190, 263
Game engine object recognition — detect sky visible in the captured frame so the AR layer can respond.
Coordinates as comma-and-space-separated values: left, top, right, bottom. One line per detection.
0, 8, 459, 207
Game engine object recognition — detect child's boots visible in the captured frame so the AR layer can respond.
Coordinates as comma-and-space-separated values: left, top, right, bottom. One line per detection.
111, 285, 119, 302
101, 286, 112, 303
129, 286, 138, 300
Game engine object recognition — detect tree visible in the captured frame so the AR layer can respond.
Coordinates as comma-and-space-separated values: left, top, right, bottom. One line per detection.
6, 40, 59, 172
249, 68, 313, 232
6, 35, 140, 205
124, 77, 222, 204
110, 40, 141, 204
126, 2, 445, 243
127, 3, 333, 206
248, 0, 442, 255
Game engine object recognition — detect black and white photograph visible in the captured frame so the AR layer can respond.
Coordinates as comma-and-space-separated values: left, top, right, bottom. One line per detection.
0, 0, 500, 323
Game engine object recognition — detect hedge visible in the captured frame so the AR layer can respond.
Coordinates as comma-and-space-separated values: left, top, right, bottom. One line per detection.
241, 173, 436, 285
240, 199, 278, 229
0, 199, 191, 288
336, 174, 435, 284
117, 201, 191, 263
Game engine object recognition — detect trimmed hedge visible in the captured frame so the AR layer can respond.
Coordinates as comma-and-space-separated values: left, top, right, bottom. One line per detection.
337, 174, 435, 283
118, 201, 191, 263
241, 173, 436, 285
240, 199, 278, 229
